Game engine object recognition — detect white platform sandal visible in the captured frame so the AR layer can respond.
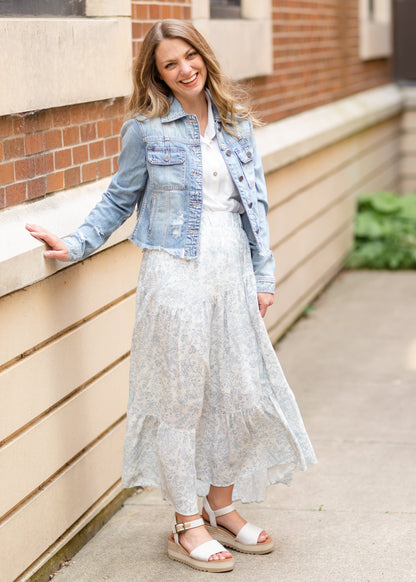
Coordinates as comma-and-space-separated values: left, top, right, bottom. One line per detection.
203, 497, 274, 554
167, 517, 234, 572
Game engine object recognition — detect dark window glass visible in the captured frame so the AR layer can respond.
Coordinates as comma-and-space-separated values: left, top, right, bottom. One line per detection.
210, 0, 241, 19
0, 0, 85, 16
368, 0, 375, 20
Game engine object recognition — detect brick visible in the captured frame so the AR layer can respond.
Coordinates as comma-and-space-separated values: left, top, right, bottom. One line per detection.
6, 182, 26, 206
27, 176, 46, 200
72, 144, 89, 165
0, 161, 15, 185
97, 119, 112, 138
80, 122, 97, 142
63, 126, 80, 146
103, 99, 120, 119
112, 117, 123, 135
89, 101, 105, 120
52, 108, 71, 127
35, 153, 54, 175
64, 166, 81, 189
161, 5, 171, 19
104, 136, 120, 157
82, 161, 97, 182
172, 6, 183, 19
0, 142, 3, 162
44, 129, 63, 150
15, 158, 36, 181
112, 155, 119, 173
46, 171, 64, 194
25, 133, 45, 155
0, 116, 13, 138
14, 110, 52, 134
70, 104, 90, 124
132, 4, 148, 19
89, 140, 104, 160
3, 137, 25, 160
97, 158, 112, 178
54, 148, 72, 170
132, 22, 143, 39
0, 187, 4, 209
149, 5, 160, 19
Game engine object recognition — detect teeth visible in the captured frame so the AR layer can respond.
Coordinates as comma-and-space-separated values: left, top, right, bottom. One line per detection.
181, 74, 197, 84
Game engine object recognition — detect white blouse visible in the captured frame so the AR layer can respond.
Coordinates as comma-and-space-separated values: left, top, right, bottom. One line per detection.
200, 100, 244, 213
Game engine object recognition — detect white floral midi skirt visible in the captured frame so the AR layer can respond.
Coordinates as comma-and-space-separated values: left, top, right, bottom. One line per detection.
122, 210, 316, 515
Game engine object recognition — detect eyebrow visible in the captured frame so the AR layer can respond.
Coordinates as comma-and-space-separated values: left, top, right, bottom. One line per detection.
159, 48, 195, 65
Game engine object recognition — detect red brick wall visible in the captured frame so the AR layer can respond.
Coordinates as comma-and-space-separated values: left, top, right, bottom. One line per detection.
131, 1, 192, 58
0, 0, 392, 210
248, 0, 392, 122
0, 99, 125, 209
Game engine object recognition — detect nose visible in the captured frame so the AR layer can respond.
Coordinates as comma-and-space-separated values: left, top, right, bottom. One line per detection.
179, 60, 193, 77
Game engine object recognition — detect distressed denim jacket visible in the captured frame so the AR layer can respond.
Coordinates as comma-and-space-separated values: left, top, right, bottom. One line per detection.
64, 95, 276, 293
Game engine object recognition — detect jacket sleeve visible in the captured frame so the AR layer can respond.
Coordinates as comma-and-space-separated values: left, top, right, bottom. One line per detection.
63, 119, 147, 262
249, 126, 276, 294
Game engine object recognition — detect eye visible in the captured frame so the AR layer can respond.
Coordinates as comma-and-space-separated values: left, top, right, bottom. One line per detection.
165, 62, 175, 70
187, 51, 198, 59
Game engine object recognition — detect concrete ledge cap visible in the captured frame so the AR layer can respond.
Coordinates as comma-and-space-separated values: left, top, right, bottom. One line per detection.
400, 87, 416, 109
0, 178, 136, 298
255, 84, 404, 175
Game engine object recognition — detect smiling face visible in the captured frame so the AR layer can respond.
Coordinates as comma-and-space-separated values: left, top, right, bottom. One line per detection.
155, 38, 207, 110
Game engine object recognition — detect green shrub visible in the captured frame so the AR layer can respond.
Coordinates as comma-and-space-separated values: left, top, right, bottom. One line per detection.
347, 191, 416, 269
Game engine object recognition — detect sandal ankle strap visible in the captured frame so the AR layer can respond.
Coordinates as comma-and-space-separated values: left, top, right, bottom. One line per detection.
203, 496, 235, 526
172, 517, 205, 543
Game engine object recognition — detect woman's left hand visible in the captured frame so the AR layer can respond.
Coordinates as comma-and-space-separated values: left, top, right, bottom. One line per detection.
257, 293, 274, 318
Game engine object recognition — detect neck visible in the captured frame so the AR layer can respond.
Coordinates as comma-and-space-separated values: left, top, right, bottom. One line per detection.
176, 92, 208, 135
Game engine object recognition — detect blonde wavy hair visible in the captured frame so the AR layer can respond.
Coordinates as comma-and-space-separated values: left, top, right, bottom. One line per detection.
127, 19, 256, 133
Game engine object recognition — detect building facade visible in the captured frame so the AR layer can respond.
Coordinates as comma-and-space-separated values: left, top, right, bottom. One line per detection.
1, 2, 413, 581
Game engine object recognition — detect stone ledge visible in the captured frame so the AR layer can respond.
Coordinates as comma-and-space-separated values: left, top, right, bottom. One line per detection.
256, 84, 403, 174
0, 84, 404, 299
0, 178, 136, 298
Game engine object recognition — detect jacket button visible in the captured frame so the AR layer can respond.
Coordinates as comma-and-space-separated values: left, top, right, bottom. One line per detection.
247, 151, 252, 158
256, 228, 259, 234
238, 176, 244, 182
248, 202, 253, 208
226, 150, 232, 156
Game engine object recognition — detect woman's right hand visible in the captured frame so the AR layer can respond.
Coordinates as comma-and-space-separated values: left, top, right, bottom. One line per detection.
25, 223, 70, 262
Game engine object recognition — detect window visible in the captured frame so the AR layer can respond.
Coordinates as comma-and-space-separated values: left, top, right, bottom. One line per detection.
0, 0, 85, 16
210, 0, 241, 19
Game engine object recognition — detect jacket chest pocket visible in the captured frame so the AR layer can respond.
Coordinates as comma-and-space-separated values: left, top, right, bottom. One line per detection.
147, 146, 186, 191
235, 145, 255, 189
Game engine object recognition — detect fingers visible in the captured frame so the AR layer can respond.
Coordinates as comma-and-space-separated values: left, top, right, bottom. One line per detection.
25, 223, 70, 262
257, 293, 274, 318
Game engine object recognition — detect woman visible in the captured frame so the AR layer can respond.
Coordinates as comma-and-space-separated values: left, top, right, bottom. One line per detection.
26, 20, 316, 573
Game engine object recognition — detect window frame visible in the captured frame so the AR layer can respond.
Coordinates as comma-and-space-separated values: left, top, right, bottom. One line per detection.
193, 0, 272, 80
359, 0, 392, 60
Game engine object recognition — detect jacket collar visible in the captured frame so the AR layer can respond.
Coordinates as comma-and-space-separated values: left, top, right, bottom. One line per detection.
161, 90, 222, 126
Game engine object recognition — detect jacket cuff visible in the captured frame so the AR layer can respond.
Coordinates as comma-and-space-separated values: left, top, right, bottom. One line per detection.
62, 235, 83, 262
256, 277, 276, 294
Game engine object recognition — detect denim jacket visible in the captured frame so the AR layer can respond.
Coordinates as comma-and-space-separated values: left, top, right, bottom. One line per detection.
64, 96, 275, 293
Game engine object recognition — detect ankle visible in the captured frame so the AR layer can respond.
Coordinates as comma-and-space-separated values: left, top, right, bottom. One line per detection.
206, 493, 232, 511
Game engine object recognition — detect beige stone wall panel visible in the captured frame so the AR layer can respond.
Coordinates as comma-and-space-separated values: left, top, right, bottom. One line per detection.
0, 242, 139, 367
0, 295, 135, 442
266, 227, 353, 344
0, 359, 129, 518
0, 421, 125, 582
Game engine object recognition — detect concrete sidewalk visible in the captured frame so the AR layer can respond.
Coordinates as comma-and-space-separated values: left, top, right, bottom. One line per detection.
52, 271, 416, 582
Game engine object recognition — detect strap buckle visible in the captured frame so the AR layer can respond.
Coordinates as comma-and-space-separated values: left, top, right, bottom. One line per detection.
174, 522, 189, 534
